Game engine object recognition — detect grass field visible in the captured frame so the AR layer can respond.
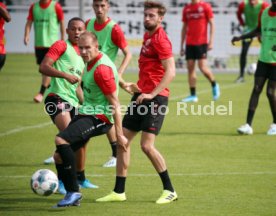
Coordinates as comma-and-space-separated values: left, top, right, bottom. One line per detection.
0, 54, 276, 216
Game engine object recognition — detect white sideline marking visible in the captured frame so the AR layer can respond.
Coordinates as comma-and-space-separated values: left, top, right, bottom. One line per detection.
1, 171, 276, 178
0, 122, 52, 137
0, 83, 242, 137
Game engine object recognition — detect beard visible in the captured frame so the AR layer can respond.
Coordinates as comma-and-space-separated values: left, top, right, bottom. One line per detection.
144, 22, 157, 31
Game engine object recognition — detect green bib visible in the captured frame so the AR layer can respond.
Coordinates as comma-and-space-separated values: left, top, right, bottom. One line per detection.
78, 53, 119, 123
259, 8, 276, 63
33, 1, 59, 47
244, 0, 263, 33
46, 40, 85, 107
86, 18, 119, 62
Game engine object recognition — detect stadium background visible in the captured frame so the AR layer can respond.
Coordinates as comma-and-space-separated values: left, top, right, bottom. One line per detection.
5, 0, 260, 71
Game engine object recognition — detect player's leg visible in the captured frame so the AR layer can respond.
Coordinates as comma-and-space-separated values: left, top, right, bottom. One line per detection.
96, 127, 135, 202
237, 39, 252, 82
0, 54, 6, 71
34, 48, 50, 103
182, 58, 198, 102
266, 69, 276, 135
237, 61, 267, 135
197, 44, 220, 101
102, 125, 117, 167
75, 143, 99, 189
139, 131, 177, 204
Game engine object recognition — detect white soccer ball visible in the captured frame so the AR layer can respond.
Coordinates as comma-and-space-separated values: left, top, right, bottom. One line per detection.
247, 63, 257, 75
30, 169, 58, 196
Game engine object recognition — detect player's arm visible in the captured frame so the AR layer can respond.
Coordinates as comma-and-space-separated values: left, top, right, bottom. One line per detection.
0, 6, 11, 22
105, 92, 127, 151
232, 27, 260, 45
59, 19, 65, 41
76, 79, 84, 105
24, 20, 32, 46
208, 18, 214, 50
40, 56, 79, 84
118, 45, 132, 80
180, 22, 187, 56
237, 2, 245, 26
136, 57, 175, 104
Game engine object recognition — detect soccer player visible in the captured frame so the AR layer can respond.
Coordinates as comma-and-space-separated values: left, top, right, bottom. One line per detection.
180, 0, 220, 103
232, 0, 276, 135
0, 1, 11, 71
53, 31, 128, 207
40, 17, 99, 195
86, 0, 132, 168
24, 0, 65, 104
235, 0, 269, 83
96, 1, 178, 204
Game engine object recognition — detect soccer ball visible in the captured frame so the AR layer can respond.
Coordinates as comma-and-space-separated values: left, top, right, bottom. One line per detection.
247, 63, 257, 75
30, 169, 58, 196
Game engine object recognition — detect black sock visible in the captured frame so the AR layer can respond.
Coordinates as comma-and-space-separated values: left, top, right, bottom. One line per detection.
55, 163, 63, 181
114, 176, 126, 194
110, 141, 117, 157
158, 170, 174, 192
77, 170, 85, 182
272, 112, 276, 124
190, 87, 196, 96
211, 81, 216, 87
246, 109, 255, 126
56, 145, 79, 192
39, 85, 47, 95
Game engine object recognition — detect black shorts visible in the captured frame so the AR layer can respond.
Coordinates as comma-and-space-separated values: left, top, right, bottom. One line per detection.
255, 60, 276, 81
35, 48, 49, 65
123, 93, 168, 135
0, 54, 6, 71
57, 115, 112, 151
44, 94, 76, 123
185, 44, 208, 60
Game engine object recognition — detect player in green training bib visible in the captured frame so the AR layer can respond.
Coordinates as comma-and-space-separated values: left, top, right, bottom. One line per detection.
235, 0, 269, 82
86, 0, 132, 168
40, 17, 98, 194
232, 0, 276, 136
24, 0, 65, 103
52, 31, 128, 207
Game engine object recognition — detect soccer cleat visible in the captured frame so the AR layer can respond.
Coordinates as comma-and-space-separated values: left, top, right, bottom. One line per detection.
181, 95, 198, 103
58, 180, 66, 195
96, 191, 126, 202
237, 124, 253, 135
78, 179, 99, 189
103, 156, 117, 168
267, 123, 276, 135
33, 93, 43, 103
235, 76, 245, 83
43, 156, 55, 165
156, 190, 178, 204
56, 192, 82, 207
212, 84, 220, 101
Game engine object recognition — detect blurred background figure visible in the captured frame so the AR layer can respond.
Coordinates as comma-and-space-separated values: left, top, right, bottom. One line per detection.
0, 0, 11, 71
235, 0, 269, 83
23, 0, 65, 103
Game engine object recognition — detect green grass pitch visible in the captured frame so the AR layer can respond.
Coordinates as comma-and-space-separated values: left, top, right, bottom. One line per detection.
0, 54, 275, 215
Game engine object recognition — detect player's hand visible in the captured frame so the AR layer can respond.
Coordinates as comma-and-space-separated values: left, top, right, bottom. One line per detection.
231, 36, 241, 45
208, 42, 213, 50
180, 48, 185, 56
121, 82, 141, 95
136, 93, 154, 104
117, 134, 128, 152
65, 74, 79, 84
24, 37, 29, 46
